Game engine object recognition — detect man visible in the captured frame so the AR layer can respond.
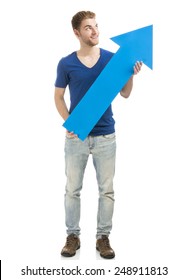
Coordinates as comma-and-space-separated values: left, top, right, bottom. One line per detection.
54, 11, 142, 259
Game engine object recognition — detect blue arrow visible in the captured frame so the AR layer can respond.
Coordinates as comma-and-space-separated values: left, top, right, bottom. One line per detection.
63, 25, 153, 141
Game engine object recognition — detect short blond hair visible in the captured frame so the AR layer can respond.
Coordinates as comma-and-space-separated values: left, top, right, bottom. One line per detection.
71, 11, 96, 30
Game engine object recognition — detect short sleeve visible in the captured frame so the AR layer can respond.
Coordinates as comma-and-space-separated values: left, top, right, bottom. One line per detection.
54, 59, 69, 88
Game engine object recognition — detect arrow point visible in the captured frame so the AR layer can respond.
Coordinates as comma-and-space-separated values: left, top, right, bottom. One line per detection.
110, 25, 153, 70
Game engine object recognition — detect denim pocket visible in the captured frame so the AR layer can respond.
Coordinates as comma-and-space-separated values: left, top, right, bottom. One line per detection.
103, 133, 116, 139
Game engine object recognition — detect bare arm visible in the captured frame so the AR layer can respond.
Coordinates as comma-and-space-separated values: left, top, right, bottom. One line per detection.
54, 87, 69, 121
54, 87, 78, 137
120, 61, 142, 98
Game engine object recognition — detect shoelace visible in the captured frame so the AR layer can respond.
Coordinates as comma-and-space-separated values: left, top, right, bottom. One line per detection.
66, 235, 77, 247
100, 236, 110, 248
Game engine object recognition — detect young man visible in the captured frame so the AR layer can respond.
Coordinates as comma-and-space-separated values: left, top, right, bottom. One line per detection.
54, 11, 142, 259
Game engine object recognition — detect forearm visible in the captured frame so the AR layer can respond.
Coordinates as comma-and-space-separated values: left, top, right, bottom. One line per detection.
120, 61, 142, 98
54, 95, 69, 121
120, 76, 133, 98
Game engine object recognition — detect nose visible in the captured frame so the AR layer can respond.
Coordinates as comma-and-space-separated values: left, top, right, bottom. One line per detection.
92, 27, 97, 34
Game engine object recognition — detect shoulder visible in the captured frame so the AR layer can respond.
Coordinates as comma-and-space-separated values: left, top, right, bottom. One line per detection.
99, 48, 114, 65
57, 52, 76, 66
100, 48, 114, 58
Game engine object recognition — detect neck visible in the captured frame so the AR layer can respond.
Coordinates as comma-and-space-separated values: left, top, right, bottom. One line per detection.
77, 45, 99, 57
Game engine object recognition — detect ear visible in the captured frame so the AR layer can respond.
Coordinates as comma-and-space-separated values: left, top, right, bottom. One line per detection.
73, 29, 80, 37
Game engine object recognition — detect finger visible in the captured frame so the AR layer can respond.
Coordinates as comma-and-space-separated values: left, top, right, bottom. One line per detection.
135, 61, 142, 73
67, 130, 75, 135
70, 131, 78, 137
66, 131, 78, 138
133, 66, 138, 75
134, 63, 139, 74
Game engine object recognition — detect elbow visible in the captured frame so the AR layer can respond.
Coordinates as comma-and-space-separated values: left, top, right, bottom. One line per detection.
120, 91, 131, 98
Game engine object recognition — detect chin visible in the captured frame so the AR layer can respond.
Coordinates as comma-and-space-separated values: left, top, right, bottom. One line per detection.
91, 40, 99, 46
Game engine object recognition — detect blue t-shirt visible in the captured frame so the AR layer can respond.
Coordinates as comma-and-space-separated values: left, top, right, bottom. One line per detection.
55, 48, 115, 136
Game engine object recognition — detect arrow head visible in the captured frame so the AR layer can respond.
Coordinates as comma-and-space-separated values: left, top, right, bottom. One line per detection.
110, 25, 153, 70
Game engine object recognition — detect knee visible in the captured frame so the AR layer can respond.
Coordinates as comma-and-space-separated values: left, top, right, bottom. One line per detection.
65, 185, 82, 198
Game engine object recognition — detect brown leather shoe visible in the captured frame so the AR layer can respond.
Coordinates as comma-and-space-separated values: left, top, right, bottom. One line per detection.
96, 235, 115, 259
61, 234, 80, 257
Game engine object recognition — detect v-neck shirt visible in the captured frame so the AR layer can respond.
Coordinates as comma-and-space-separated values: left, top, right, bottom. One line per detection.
55, 48, 115, 136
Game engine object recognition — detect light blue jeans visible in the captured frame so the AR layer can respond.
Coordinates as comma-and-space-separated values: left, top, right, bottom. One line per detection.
64, 132, 116, 239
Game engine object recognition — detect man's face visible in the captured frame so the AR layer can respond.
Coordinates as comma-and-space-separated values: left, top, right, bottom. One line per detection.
75, 18, 99, 47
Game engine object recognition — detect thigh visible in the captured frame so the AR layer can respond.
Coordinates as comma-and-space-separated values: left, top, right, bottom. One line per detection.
65, 136, 90, 182
92, 133, 116, 185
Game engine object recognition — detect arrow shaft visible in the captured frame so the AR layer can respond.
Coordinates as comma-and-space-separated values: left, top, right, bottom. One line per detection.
63, 48, 132, 140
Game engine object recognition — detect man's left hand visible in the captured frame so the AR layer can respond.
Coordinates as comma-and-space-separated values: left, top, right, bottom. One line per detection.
133, 61, 142, 75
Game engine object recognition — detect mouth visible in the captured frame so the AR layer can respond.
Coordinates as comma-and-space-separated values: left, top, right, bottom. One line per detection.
91, 36, 99, 40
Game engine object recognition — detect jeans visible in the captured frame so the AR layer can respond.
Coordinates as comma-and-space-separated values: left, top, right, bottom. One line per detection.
64, 132, 116, 239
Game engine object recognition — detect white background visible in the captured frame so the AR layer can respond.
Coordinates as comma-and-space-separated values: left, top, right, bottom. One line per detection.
0, 0, 187, 279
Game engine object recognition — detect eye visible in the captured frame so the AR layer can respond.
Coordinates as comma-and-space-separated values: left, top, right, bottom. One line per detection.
85, 26, 91, 31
